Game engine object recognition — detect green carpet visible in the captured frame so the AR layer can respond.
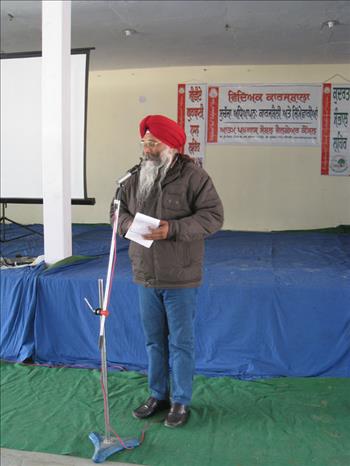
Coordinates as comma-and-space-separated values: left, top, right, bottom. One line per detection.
1, 362, 350, 466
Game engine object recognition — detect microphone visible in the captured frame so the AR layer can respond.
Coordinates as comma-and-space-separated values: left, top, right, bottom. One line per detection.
117, 158, 143, 185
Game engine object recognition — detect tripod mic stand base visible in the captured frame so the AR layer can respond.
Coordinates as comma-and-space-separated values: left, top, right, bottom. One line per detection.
89, 431, 140, 463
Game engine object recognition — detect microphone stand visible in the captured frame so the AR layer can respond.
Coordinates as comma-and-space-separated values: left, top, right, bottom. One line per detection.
98, 158, 142, 348
87, 160, 142, 463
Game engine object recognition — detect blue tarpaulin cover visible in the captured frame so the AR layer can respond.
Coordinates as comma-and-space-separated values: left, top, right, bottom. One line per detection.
0, 263, 45, 361
1, 224, 350, 378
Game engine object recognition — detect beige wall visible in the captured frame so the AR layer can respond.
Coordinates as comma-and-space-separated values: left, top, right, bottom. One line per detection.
7, 63, 350, 230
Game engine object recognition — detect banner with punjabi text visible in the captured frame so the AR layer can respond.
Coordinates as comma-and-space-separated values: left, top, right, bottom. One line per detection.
178, 83, 207, 164
207, 84, 322, 146
321, 84, 350, 176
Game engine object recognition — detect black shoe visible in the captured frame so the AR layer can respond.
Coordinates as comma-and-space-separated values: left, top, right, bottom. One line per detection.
164, 403, 190, 428
132, 396, 170, 419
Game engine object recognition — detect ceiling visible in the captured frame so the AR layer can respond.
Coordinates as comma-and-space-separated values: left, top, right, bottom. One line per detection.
1, 0, 350, 71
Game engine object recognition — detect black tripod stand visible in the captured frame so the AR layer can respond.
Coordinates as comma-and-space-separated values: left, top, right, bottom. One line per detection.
0, 203, 43, 243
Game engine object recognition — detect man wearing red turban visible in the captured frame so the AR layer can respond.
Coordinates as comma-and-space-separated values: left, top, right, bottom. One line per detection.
139, 114, 187, 149
111, 115, 224, 428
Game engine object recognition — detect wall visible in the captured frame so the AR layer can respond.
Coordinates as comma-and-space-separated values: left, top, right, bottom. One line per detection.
6, 63, 350, 231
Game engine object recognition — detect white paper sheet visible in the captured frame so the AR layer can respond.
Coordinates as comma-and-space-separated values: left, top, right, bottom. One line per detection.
125, 212, 160, 248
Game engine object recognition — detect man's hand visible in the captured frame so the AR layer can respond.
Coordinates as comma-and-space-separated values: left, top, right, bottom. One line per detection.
143, 220, 169, 240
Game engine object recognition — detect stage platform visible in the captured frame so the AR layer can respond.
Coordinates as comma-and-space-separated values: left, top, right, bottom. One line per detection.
1, 224, 350, 379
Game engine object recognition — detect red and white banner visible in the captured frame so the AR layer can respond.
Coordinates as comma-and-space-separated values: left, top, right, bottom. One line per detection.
207, 84, 322, 146
321, 84, 350, 176
177, 83, 207, 163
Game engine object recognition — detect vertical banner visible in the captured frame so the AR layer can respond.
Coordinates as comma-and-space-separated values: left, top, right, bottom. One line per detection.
207, 86, 219, 143
321, 84, 350, 176
177, 83, 207, 164
321, 84, 332, 175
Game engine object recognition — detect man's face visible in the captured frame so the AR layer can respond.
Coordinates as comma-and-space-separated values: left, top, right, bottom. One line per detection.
137, 132, 176, 201
141, 132, 167, 163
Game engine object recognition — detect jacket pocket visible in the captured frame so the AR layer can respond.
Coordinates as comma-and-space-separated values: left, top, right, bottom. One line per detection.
163, 193, 182, 211
162, 193, 190, 219
129, 242, 143, 275
182, 242, 191, 267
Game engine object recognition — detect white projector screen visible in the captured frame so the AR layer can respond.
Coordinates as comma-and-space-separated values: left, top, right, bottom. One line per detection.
0, 49, 94, 204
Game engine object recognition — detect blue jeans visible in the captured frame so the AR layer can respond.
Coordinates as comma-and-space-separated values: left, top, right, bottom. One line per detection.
138, 286, 198, 406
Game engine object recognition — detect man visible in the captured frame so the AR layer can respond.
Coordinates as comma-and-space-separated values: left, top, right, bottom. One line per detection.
110, 114, 224, 428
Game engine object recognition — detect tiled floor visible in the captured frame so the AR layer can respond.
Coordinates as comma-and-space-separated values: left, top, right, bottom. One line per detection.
1, 448, 142, 466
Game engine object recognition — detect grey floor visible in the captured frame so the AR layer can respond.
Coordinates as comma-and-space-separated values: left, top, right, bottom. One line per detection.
1, 448, 143, 466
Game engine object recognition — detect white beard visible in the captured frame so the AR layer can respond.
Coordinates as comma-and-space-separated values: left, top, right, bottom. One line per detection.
137, 147, 175, 202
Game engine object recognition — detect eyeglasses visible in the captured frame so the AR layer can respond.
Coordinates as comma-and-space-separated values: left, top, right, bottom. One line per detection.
140, 140, 161, 148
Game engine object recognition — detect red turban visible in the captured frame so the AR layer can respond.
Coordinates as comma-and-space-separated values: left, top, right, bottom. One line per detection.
139, 115, 186, 149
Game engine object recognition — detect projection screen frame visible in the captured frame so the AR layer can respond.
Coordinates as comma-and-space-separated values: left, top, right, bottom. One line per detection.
0, 48, 95, 206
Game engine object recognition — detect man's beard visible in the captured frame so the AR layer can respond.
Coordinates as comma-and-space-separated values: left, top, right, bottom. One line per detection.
137, 148, 175, 203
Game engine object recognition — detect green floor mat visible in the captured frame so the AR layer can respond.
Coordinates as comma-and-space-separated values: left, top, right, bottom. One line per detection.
1, 361, 350, 466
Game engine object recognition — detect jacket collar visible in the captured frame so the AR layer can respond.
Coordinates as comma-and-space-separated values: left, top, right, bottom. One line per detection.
161, 154, 188, 187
